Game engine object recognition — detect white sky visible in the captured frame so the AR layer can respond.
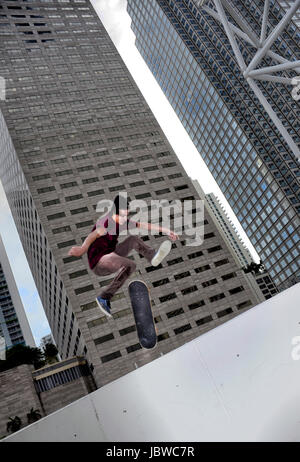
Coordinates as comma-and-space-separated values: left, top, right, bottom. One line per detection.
0, 0, 259, 346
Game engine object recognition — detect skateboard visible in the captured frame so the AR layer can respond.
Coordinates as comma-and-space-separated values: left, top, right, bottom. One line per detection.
128, 280, 157, 350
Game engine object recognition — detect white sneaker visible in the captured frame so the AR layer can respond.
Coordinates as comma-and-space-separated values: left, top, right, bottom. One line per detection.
151, 240, 172, 267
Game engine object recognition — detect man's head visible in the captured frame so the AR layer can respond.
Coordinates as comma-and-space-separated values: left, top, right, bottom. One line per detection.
112, 194, 130, 225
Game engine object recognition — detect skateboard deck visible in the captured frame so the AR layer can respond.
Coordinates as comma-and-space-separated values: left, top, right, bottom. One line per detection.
128, 280, 157, 350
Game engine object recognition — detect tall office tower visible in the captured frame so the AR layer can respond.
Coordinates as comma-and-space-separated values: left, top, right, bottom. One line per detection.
0, 0, 272, 387
278, 1, 300, 26
127, 0, 300, 291
0, 234, 35, 350
192, 180, 253, 268
193, 180, 278, 299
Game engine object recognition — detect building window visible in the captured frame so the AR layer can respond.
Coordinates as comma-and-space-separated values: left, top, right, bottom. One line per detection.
119, 325, 136, 336
229, 286, 245, 295
188, 250, 203, 259
194, 264, 210, 273
94, 333, 114, 345
74, 284, 94, 295
69, 269, 88, 279
47, 212, 66, 220
52, 225, 71, 234
181, 285, 197, 295
217, 307, 233, 318
42, 199, 60, 207
196, 315, 213, 326
157, 332, 170, 342
174, 271, 191, 280
174, 323, 192, 335
152, 278, 170, 287
87, 317, 108, 328
167, 257, 184, 266
100, 351, 122, 363
209, 293, 226, 302
126, 343, 142, 353
221, 272, 237, 281
166, 308, 184, 318
80, 300, 97, 312
57, 239, 76, 249
159, 292, 177, 303
70, 206, 89, 215
188, 300, 205, 310
38, 186, 56, 194
214, 258, 229, 267
207, 245, 222, 253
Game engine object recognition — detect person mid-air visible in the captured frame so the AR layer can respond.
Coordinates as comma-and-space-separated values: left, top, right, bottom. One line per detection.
68, 194, 178, 318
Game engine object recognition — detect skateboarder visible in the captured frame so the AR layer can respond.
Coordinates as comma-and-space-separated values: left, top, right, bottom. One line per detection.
68, 194, 179, 318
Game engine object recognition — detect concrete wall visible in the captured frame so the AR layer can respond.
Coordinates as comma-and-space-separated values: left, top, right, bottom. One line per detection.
0, 364, 42, 439
3, 283, 300, 442
40, 377, 90, 416
0, 359, 96, 438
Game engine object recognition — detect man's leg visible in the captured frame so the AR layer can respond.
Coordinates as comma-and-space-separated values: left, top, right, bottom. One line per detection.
114, 235, 156, 262
93, 251, 137, 300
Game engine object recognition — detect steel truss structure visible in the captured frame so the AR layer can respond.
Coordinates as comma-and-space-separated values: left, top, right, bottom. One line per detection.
193, 0, 300, 160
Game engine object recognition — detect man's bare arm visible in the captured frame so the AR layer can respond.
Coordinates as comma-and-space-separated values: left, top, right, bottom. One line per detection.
138, 222, 179, 240
68, 227, 106, 257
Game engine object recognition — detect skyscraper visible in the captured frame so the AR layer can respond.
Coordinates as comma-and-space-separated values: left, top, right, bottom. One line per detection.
193, 180, 278, 300
278, 1, 300, 27
0, 0, 273, 387
127, 0, 300, 291
0, 234, 35, 350
192, 180, 253, 268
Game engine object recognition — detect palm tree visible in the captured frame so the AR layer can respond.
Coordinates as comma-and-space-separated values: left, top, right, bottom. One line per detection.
6, 416, 22, 433
43, 343, 59, 364
27, 408, 42, 424
0, 344, 45, 372
243, 260, 265, 275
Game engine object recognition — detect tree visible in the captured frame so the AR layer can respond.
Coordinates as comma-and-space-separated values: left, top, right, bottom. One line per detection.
43, 343, 58, 364
27, 408, 42, 425
6, 416, 22, 433
243, 260, 265, 275
0, 344, 45, 373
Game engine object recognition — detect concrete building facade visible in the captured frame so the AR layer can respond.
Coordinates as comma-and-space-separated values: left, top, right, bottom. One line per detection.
0, 0, 272, 388
193, 180, 278, 300
0, 357, 96, 439
0, 364, 41, 440
192, 180, 253, 268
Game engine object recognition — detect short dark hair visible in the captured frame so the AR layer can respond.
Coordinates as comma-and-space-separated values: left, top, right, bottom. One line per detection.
112, 194, 130, 215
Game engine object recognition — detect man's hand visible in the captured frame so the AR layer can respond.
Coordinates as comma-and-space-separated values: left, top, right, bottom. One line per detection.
67, 227, 106, 258
166, 230, 179, 241
68, 246, 84, 257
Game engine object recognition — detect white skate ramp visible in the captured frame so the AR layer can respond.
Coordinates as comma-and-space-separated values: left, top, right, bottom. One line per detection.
3, 283, 300, 442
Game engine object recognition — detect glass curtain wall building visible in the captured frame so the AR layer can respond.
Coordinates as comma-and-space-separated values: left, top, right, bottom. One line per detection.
278, 1, 300, 27
0, 0, 268, 387
127, 0, 300, 291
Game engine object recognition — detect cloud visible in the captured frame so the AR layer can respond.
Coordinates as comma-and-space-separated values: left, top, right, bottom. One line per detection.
91, 0, 129, 46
